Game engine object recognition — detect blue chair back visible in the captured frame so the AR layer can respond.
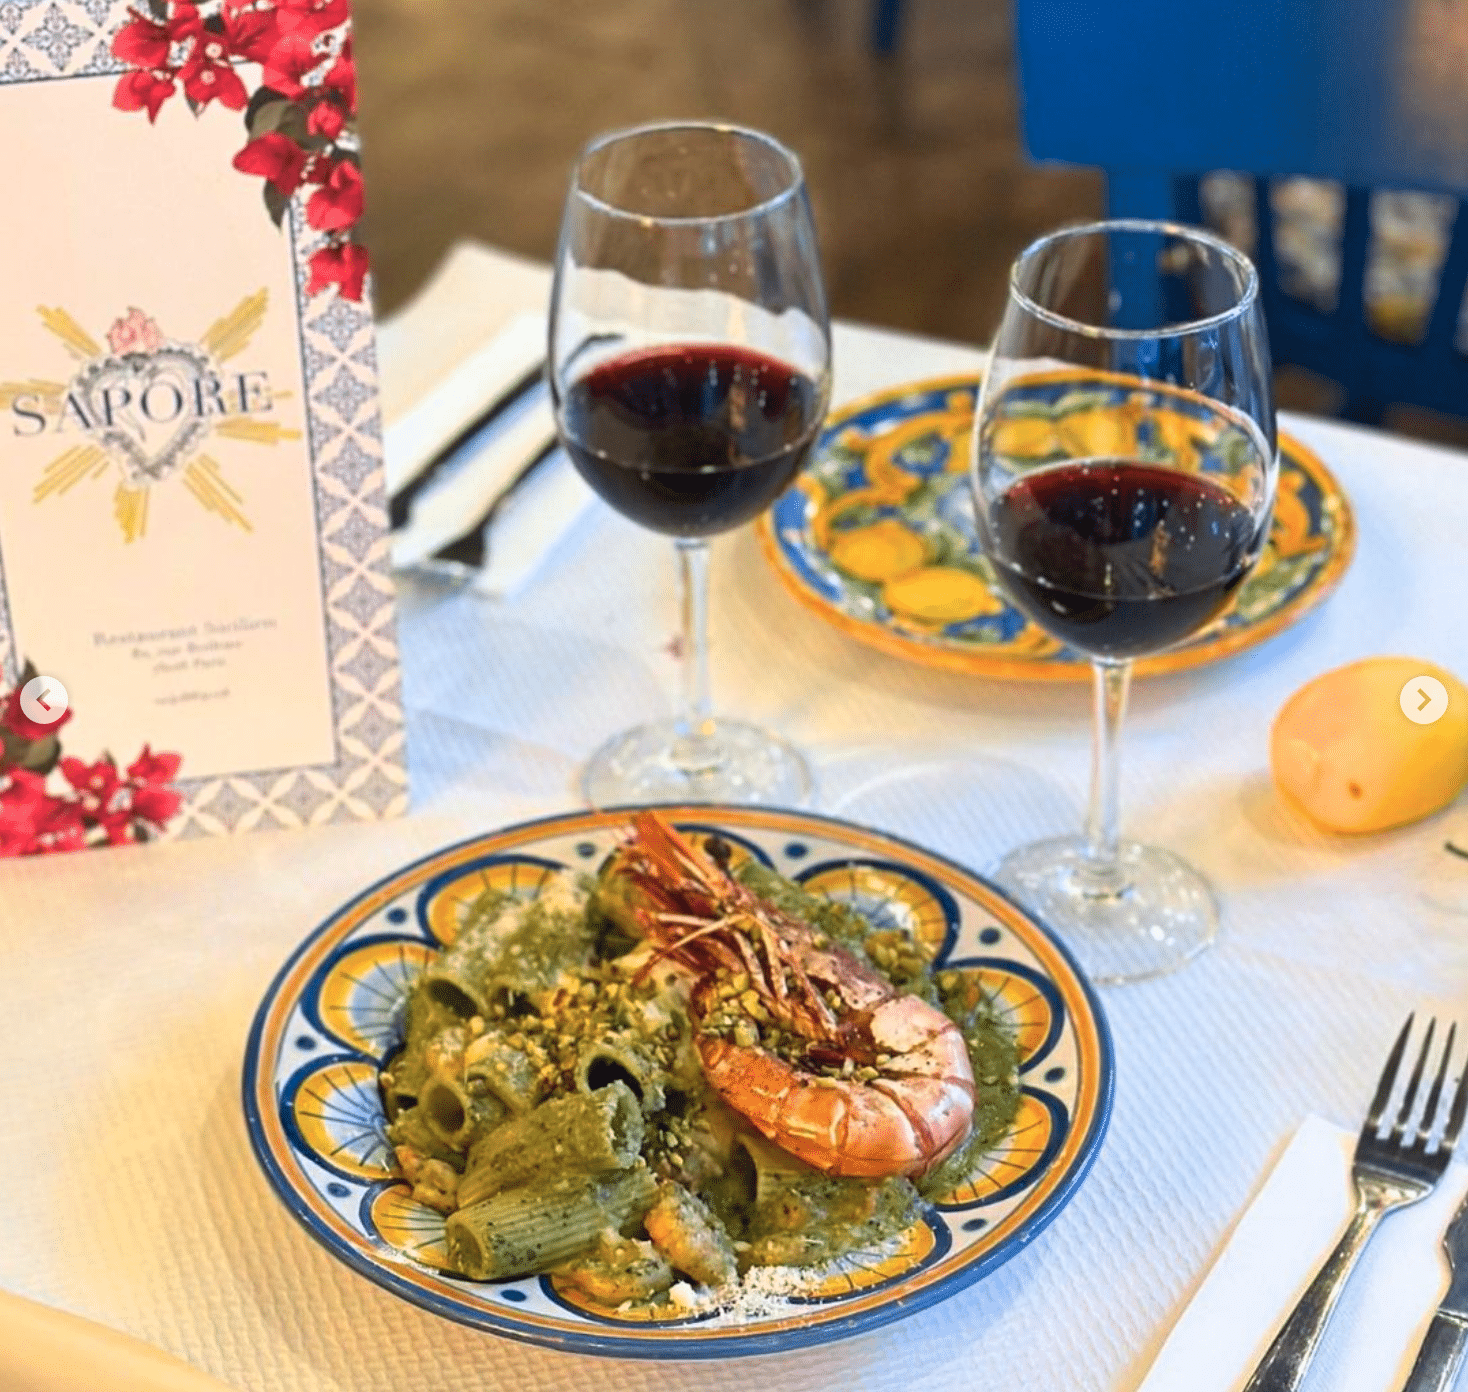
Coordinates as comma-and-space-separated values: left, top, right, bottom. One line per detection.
1013, 0, 1468, 422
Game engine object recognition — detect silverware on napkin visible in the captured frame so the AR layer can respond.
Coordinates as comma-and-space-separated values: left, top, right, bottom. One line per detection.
1402, 1185, 1468, 1392
388, 357, 544, 529
429, 434, 559, 569
1243, 1016, 1467, 1392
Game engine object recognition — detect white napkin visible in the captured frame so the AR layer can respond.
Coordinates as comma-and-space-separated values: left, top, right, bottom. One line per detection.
380, 311, 545, 497
377, 281, 597, 598
374, 241, 553, 422
1138, 1116, 1468, 1392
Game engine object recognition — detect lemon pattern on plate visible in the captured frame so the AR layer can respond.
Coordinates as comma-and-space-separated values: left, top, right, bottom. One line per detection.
289, 1059, 395, 1181
371, 1185, 453, 1269
762, 375, 1353, 679
316, 938, 437, 1055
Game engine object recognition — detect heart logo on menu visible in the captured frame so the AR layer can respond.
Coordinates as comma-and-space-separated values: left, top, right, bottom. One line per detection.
69, 343, 215, 488
15, 296, 298, 542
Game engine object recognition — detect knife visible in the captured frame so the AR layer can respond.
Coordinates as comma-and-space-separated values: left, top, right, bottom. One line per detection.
387, 358, 544, 530
1402, 1190, 1468, 1392
429, 434, 560, 568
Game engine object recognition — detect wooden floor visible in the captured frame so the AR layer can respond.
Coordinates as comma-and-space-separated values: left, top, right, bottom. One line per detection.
351, 0, 1101, 340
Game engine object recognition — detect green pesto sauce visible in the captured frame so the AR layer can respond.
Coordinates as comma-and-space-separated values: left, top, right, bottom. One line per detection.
386, 1103, 465, 1169
917, 1003, 1020, 1200
734, 861, 873, 953
488, 899, 600, 1000
460, 887, 509, 940
744, 1173, 922, 1268
403, 991, 465, 1047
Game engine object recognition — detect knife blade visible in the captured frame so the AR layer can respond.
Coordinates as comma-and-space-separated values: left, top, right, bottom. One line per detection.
387, 358, 544, 530
1401, 1188, 1468, 1392
430, 434, 559, 568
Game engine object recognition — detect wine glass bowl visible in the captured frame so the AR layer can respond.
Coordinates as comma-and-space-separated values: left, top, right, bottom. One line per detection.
550, 122, 831, 808
972, 221, 1278, 983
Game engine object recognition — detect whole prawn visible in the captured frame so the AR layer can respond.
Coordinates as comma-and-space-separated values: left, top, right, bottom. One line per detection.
604, 812, 975, 1179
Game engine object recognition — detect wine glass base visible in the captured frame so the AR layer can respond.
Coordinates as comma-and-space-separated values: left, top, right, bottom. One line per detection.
990, 835, 1218, 985
581, 717, 812, 809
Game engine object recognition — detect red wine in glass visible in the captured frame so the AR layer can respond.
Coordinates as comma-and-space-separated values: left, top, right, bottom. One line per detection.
550, 121, 830, 807
985, 458, 1268, 659
559, 344, 822, 537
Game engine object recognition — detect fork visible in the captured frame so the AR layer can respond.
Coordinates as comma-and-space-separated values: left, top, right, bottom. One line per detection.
1243, 1015, 1467, 1392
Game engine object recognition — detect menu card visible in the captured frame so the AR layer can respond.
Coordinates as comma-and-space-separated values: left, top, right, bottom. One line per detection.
0, 0, 405, 849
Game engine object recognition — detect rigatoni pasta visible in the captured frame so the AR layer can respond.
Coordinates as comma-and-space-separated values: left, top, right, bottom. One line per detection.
381, 836, 1022, 1314
446, 1165, 659, 1281
457, 1082, 644, 1208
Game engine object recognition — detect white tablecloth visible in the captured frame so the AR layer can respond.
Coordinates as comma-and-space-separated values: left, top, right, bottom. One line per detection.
3, 245, 1466, 1392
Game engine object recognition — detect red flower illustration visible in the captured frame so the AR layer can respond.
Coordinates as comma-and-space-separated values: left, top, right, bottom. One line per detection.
181, 35, 249, 110
233, 129, 310, 194
107, 307, 165, 355
128, 745, 185, 827
320, 36, 354, 104
306, 97, 344, 140
112, 4, 197, 67
2, 684, 72, 742
32, 791, 91, 854
0, 771, 47, 856
128, 745, 183, 785
113, 68, 178, 123
0, 668, 183, 856
0, 771, 89, 856
60, 755, 121, 803
306, 240, 369, 301
261, 29, 324, 98
114, 0, 367, 301
306, 159, 362, 232
59, 756, 131, 844
133, 782, 184, 828
219, 0, 278, 63
273, 0, 348, 39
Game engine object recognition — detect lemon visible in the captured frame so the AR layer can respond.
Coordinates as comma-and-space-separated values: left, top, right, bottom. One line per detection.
1055, 407, 1138, 459
828, 519, 928, 582
1147, 408, 1216, 468
1271, 656, 1468, 833
882, 567, 1002, 625
990, 416, 1057, 459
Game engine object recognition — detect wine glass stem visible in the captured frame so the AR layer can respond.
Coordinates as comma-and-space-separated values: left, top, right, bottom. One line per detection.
674, 538, 716, 765
1081, 657, 1132, 896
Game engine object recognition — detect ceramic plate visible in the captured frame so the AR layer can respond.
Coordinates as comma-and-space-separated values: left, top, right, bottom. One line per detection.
243, 805, 1114, 1359
758, 375, 1355, 681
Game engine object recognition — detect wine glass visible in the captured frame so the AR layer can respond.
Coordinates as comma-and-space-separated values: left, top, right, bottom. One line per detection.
549, 121, 831, 808
971, 219, 1277, 983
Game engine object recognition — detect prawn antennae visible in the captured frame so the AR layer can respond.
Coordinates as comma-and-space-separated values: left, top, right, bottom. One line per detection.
606, 811, 976, 1179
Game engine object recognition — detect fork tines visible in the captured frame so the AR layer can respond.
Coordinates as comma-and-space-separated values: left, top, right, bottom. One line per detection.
1361, 1014, 1468, 1171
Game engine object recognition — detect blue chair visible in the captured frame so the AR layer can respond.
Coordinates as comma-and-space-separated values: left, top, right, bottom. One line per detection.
1013, 0, 1468, 423
873, 0, 904, 54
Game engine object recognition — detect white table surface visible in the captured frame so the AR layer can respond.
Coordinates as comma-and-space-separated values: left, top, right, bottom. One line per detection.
3, 243, 1466, 1392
